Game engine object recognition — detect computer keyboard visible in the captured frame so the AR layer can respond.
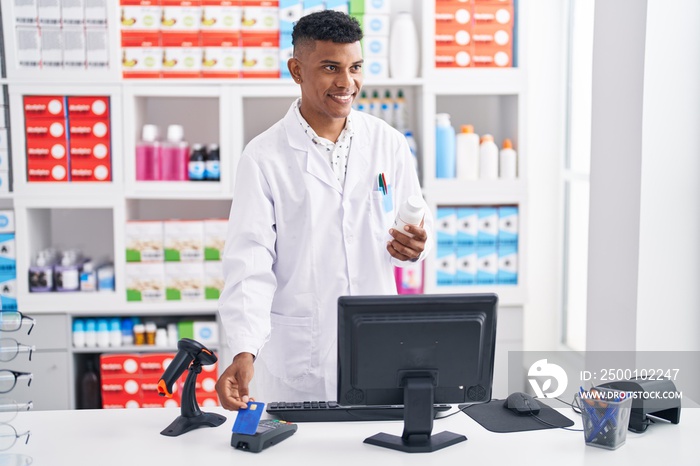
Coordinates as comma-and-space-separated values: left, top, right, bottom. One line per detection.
266, 401, 452, 422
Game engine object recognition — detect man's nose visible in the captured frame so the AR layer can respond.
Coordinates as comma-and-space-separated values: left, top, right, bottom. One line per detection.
335, 69, 353, 88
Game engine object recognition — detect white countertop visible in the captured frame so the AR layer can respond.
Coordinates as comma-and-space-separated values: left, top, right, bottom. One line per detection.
3, 404, 699, 466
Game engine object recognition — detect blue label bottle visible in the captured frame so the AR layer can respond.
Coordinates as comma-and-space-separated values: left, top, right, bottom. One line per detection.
435, 113, 456, 178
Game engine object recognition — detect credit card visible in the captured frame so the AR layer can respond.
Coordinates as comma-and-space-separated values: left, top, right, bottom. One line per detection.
231, 402, 265, 435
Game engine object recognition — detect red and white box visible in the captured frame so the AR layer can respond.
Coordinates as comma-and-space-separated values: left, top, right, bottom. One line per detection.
68, 115, 112, 182
100, 354, 141, 377
23, 96, 66, 118
25, 116, 70, 182
26, 160, 69, 182
120, 0, 162, 34
472, 44, 511, 67
472, 3, 513, 27
67, 96, 110, 119
161, 0, 202, 32
161, 32, 203, 78
101, 374, 142, 409
25, 137, 68, 162
435, 45, 473, 68
472, 23, 511, 47
122, 34, 162, 78
139, 353, 175, 377
240, 0, 280, 46
201, 0, 242, 34
201, 32, 242, 78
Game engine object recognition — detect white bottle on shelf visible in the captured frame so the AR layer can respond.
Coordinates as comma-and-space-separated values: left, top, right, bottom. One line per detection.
499, 138, 517, 179
393, 195, 426, 238
456, 124, 480, 180
479, 134, 499, 180
389, 12, 419, 79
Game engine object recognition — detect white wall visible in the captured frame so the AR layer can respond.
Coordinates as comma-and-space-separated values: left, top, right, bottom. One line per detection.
523, 0, 568, 351
636, 0, 700, 353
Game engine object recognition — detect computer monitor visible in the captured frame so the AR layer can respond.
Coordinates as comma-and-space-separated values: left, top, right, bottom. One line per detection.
337, 293, 498, 453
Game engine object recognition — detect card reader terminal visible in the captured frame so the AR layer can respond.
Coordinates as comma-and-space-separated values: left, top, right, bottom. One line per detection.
231, 419, 298, 453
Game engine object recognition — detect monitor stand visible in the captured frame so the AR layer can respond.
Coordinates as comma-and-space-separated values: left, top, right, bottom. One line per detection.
363, 376, 467, 453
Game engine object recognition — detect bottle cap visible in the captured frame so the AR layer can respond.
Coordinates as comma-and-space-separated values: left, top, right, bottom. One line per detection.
85, 319, 96, 331
461, 124, 474, 134
97, 319, 109, 332
82, 261, 93, 272
142, 124, 159, 142
207, 143, 219, 151
436, 113, 451, 125
502, 138, 513, 149
481, 134, 494, 143
192, 143, 204, 151
406, 195, 425, 214
110, 318, 121, 331
73, 319, 85, 332
145, 321, 157, 332
167, 124, 184, 142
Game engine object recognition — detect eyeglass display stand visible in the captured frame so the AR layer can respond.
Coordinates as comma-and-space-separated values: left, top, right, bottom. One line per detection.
157, 338, 226, 437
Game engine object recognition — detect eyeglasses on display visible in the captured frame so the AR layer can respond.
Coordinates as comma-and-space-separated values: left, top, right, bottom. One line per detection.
0, 424, 30, 451
0, 313, 35, 336
0, 340, 34, 363
0, 401, 33, 424
0, 373, 32, 395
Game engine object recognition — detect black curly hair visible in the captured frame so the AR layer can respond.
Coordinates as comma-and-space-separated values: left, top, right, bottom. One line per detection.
292, 10, 363, 55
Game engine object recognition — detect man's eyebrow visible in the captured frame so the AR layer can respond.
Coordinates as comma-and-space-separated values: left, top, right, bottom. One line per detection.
318, 59, 365, 65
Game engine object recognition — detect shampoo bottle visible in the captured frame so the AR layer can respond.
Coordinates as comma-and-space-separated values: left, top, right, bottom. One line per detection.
160, 124, 189, 181
135, 124, 160, 181
499, 138, 517, 179
456, 124, 480, 180
435, 113, 456, 178
479, 134, 499, 180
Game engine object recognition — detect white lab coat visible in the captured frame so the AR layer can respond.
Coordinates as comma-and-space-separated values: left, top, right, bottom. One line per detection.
218, 102, 433, 403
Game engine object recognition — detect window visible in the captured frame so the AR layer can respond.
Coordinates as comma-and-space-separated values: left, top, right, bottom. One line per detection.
562, 0, 595, 351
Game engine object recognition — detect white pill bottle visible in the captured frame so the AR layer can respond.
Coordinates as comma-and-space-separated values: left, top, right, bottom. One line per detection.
393, 195, 426, 238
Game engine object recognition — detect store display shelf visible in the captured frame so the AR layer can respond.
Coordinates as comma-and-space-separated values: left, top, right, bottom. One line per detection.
424, 68, 524, 95
19, 291, 220, 314
424, 285, 526, 307
71, 343, 220, 354
424, 179, 526, 205
12, 190, 121, 208
124, 182, 233, 201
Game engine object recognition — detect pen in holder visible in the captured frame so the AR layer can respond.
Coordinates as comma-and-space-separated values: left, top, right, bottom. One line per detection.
157, 338, 226, 437
578, 387, 632, 450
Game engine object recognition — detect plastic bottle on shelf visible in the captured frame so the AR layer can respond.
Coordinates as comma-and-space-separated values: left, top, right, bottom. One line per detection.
380, 90, 394, 126
84, 319, 97, 348
79, 360, 101, 410
389, 12, 419, 79
135, 124, 160, 181
121, 318, 134, 346
167, 323, 179, 347
96, 319, 110, 348
499, 138, 517, 179
97, 264, 115, 292
205, 143, 220, 181
109, 318, 122, 347
79, 260, 96, 292
435, 113, 456, 178
479, 134, 499, 180
356, 90, 369, 113
404, 131, 419, 173
393, 195, 426, 238
160, 124, 189, 181
155, 328, 168, 347
394, 89, 407, 133
456, 124, 480, 180
73, 319, 86, 347
188, 143, 207, 181
370, 90, 382, 118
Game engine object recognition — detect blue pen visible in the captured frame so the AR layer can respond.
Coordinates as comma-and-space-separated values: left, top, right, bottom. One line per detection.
378, 173, 386, 195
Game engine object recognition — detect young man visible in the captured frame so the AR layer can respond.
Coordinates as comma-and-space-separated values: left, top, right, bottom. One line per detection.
216, 10, 433, 410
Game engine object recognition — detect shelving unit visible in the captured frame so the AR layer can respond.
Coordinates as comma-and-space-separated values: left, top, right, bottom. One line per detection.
1, 0, 526, 407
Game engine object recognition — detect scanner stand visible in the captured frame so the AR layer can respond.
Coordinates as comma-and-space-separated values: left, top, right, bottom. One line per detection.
160, 360, 226, 437
363, 376, 467, 453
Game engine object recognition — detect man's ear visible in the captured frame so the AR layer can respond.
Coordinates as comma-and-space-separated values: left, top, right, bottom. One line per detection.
288, 58, 302, 84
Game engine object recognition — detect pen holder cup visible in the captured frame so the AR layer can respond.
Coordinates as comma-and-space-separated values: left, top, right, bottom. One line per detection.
578, 392, 633, 450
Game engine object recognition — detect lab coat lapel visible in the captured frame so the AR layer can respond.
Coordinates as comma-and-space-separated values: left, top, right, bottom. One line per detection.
282, 104, 342, 194
343, 112, 370, 198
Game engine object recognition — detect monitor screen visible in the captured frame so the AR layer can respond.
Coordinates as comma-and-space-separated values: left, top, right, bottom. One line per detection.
337, 293, 498, 452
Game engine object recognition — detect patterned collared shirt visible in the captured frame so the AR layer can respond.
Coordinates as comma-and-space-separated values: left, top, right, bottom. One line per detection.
293, 98, 354, 187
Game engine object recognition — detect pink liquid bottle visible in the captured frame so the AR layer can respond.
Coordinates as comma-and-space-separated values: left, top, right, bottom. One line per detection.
135, 124, 161, 180
160, 124, 189, 181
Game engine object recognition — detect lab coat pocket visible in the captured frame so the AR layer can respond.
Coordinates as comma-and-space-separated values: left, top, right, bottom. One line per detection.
263, 310, 314, 383
370, 190, 394, 241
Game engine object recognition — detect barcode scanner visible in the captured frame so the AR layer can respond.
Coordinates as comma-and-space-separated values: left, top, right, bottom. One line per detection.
158, 338, 226, 437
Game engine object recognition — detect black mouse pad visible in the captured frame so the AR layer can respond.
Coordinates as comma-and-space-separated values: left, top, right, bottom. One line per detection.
459, 399, 575, 433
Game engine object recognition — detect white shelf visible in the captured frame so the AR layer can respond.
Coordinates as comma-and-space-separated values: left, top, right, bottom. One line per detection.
423, 179, 526, 205
425, 285, 526, 307
71, 343, 220, 354
124, 182, 232, 200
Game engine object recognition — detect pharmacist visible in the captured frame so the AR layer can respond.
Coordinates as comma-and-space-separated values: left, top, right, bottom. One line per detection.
216, 10, 433, 409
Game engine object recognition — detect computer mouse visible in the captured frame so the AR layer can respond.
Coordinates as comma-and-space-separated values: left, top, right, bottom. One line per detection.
503, 392, 541, 415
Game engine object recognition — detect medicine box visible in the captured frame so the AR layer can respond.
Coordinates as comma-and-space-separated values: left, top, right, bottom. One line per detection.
477, 207, 498, 246
165, 262, 205, 301
497, 243, 518, 285
363, 36, 388, 58
164, 220, 204, 262
193, 321, 219, 345
125, 263, 165, 302
364, 57, 388, 79
498, 206, 518, 247
0, 234, 16, 276
0, 274, 17, 311
349, 0, 390, 15
203, 219, 228, 260
121, 34, 162, 78
436, 207, 457, 249
326, 0, 349, 13
455, 245, 477, 285
204, 260, 224, 300
201, 0, 242, 33
353, 14, 390, 37
436, 244, 456, 286
62, 0, 85, 24
476, 244, 497, 285
201, 33, 243, 78
456, 207, 478, 247
0, 210, 15, 233
126, 221, 164, 262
